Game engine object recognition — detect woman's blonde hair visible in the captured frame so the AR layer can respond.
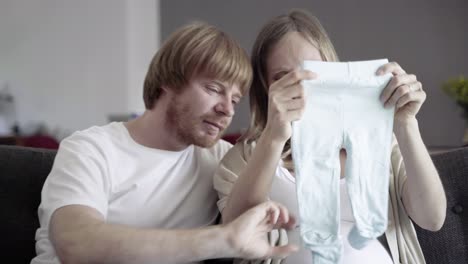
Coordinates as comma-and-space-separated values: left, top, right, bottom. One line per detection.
143, 22, 252, 109
240, 9, 339, 168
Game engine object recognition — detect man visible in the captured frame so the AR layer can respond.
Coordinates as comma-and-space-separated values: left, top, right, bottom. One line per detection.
32, 22, 298, 264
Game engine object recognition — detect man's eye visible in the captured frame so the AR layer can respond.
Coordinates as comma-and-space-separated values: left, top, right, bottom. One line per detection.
206, 85, 220, 93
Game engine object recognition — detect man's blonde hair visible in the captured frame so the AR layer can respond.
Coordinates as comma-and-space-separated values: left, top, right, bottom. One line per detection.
143, 22, 252, 109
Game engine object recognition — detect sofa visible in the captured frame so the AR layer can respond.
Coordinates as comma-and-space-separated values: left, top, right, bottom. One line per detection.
0, 145, 467, 263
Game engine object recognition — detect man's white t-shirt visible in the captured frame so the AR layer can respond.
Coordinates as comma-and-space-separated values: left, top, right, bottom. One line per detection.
32, 122, 232, 263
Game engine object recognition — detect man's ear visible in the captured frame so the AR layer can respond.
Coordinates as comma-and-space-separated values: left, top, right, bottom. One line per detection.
158, 85, 171, 99
161, 85, 178, 96
161, 85, 169, 93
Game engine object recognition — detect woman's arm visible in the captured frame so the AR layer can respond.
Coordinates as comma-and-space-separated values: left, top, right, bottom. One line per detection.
222, 70, 317, 223
394, 118, 446, 231
378, 62, 446, 231
222, 132, 285, 223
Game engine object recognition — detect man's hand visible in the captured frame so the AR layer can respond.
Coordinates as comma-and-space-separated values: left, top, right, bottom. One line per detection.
223, 201, 298, 260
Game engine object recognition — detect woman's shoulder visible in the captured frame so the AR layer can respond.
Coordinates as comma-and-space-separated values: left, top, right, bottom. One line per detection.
215, 140, 256, 182
222, 139, 256, 161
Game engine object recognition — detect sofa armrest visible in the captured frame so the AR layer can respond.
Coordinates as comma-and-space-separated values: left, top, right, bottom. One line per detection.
415, 147, 468, 264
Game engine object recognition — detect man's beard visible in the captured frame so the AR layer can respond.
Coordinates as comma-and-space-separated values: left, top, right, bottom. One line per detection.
166, 97, 226, 148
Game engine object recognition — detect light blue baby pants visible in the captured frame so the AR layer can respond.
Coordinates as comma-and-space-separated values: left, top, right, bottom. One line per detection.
291, 59, 395, 264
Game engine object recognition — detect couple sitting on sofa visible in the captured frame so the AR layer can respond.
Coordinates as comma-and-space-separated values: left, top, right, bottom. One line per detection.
32, 9, 446, 264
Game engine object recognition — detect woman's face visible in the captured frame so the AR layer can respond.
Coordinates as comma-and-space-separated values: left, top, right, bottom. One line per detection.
266, 31, 323, 86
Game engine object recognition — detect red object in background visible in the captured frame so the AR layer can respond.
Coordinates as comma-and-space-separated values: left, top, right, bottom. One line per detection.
222, 133, 241, 145
19, 133, 243, 149
22, 135, 59, 149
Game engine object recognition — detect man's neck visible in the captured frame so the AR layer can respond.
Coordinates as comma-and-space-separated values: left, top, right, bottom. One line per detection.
124, 109, 190, 152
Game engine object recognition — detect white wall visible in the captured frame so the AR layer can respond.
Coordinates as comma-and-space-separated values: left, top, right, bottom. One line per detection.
0, 0, 160, 137
126, 0, 160, 114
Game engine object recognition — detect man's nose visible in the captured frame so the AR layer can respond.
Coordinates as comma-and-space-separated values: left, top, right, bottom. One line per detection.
215, 98, 235, 117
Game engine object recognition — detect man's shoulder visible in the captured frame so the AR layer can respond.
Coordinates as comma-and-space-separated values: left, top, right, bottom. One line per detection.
68, 122, 121, 139
60, 122, 123, 152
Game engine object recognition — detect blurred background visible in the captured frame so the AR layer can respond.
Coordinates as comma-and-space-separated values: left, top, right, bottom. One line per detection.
0, 0, 467, 149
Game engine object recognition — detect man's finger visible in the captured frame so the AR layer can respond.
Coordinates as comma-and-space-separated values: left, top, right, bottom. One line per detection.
284, 214, 297, 230
269, 207, 280, 225
267, 244, 299, 259
277, 203, 290, 224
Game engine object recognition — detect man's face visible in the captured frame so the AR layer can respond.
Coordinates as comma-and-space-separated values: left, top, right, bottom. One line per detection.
166, 76, 242, 148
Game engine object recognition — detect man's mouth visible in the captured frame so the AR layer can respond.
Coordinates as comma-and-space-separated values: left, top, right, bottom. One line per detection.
203, 120, 225, 131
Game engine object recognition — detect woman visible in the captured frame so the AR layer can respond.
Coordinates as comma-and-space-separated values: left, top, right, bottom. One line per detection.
214, 9, 446, 264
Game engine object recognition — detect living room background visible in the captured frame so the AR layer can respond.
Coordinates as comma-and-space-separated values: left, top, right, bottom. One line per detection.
0, 0, 467, 147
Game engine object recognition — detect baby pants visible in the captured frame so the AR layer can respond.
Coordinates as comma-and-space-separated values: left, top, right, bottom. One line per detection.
291, 59, 394, 264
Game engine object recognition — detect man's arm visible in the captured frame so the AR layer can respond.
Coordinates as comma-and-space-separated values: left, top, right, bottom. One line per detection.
50, 202, 297, 264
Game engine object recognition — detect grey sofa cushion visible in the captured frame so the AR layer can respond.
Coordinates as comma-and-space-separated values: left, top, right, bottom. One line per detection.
0, 145, 56, 263
414, 147, 468, 264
